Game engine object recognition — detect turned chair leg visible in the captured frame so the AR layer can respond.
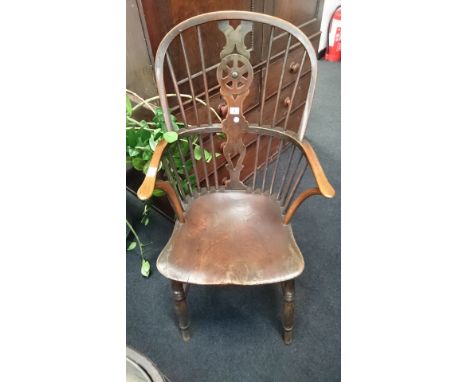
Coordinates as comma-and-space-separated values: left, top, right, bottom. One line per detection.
282, 279, 295, 345
171, 280, 191, 341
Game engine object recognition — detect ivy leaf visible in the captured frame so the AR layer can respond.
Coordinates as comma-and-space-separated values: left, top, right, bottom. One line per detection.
194, 146, 213, 162
132, 158, 146, 171
141, 259, 151, 278
184, 159, 193, 172
149, 134, 157, 151
179, 139, 189, 155
138, 126, 151, 142
181, 179, 192, 194
154, 107, 163, 117
172, 155, 183, 168
128, 147, 140, 157
152, 188, 165, 197
127, 241, 137, 251
194, 146, 202, 160
142, 148, 152, 161
204, 149, 212, 163
142, 217, 149, 226
163, 131, 178, 143
126, 95, 133, 117
170, 114, 180, 131
126, 129, 137, 148
153, 128, 162, 137
152, 108, 164, 128
152, 115, 162, 127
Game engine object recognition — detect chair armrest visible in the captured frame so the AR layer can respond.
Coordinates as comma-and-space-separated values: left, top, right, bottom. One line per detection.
282, 139, 335, 224
136, 140, 169, 201
283, 187, 321, 224
154, 181, 186, 223
299, 138, 335, 198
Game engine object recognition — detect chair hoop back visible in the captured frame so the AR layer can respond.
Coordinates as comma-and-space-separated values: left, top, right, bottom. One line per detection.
154, 11, 318, 141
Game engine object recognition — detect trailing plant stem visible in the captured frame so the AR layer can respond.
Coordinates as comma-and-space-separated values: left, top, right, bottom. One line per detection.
126, 219, 144, 260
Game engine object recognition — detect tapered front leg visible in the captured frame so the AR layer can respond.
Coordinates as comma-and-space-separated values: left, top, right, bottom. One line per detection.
171, 280, 191, 341
282, 279, 295, 344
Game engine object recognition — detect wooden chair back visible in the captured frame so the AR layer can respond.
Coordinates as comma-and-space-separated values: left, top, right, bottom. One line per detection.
145, 11, 326, 217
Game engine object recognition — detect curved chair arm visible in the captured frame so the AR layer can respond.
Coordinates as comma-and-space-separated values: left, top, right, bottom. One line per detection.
137, 140, 168, 201
283, 187, 321, 224
283, 139, 335, 224
136, 140, 186, 223
300, 138, 335, 198
154, 181, 186, 223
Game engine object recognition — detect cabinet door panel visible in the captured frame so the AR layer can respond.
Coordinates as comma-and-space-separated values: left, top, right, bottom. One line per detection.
273, 0, 319, 27
263, 0, 323, 57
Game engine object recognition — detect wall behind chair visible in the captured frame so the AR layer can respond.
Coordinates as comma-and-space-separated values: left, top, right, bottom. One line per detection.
126, 0, 157, 98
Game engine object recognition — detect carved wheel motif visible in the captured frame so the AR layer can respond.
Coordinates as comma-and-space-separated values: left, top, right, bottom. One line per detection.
217, 54, 253, 95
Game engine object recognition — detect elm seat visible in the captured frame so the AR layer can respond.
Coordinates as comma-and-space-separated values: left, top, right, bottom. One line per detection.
157, 191, 304, 285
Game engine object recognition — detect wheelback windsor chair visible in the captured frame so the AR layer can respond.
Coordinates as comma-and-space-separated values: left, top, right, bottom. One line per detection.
137, 11, 335, 344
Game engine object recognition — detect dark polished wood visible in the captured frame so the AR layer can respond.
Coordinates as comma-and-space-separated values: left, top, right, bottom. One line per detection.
136, 11, 333, 344
171, 280, 191, 341
154, 181, 186, 223
283, 187, 321, 224
282, 279, 295, 345
157, 192, 304, 285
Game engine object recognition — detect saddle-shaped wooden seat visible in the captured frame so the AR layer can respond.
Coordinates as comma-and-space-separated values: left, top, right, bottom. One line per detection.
157, 192, 304, 285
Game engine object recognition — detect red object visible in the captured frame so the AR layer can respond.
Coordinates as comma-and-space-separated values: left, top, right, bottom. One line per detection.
325, 7, 341, 62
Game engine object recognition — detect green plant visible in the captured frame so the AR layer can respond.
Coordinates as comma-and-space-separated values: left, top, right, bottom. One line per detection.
126, 91, 216, 196
126, 90, 221, 277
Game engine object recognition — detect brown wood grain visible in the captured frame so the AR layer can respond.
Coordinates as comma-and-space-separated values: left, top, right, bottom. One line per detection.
283, 187, 321, 224
157, 192, 304, 285
300, 138, 335, 198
